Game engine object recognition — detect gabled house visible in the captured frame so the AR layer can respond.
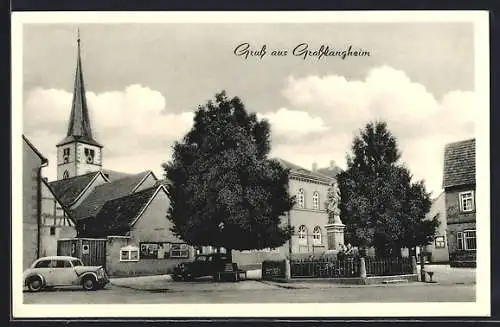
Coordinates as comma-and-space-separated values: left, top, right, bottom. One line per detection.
75, 185, 191, 276
421, 191, 449, 263
22, 135, 78, 268
22, 135, 48, 269
442, 138, 476, 267
40, 178, 77, 257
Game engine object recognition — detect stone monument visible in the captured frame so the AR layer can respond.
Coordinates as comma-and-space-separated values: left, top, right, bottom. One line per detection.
325, 180, 345, 250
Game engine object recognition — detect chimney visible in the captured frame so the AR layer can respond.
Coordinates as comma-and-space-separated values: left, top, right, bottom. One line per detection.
312, 162, 318, 172
329, 160, 335, 169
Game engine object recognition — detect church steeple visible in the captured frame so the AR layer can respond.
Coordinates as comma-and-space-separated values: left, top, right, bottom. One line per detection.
56, 30, 103, 180
57, 29, 101, 148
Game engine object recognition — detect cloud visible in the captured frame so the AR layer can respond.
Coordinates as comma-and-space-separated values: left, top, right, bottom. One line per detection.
258, 108, 329, 142
23, 66, 476, 196
269, 65, 475, 195
23, 84, 193, 181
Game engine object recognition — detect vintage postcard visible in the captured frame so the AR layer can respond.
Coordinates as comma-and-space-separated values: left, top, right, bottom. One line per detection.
11, 11, 490, 318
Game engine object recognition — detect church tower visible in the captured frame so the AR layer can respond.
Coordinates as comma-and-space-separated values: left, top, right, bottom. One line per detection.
56, 30, 103, 180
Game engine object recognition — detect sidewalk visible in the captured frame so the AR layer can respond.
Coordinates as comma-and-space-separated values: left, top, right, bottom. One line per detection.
110, 265, 475, 292
419, 264, 476, 285
110, 269, 275, 292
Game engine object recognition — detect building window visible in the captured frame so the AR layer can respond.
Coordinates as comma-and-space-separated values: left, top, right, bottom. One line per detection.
312, 191, 320, 210
63, 148, 70, 163
297, 189, 305, 208
312, 226, 322, 245
459, 191, 475, 212
120, 245, 140, 262
456, 230, 476, 251
50, 226, 56, 236
63, 170, 69, 179
170, 244, 189, 258
435, 236, 445, 248
298, 225, 307, 245
84, 148, 95, 164
464, 230, 476, 250
139, 242, 189, 259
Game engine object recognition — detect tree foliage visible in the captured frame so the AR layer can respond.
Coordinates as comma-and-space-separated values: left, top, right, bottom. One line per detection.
337, 121, 437, 257
163, 91, 294, 253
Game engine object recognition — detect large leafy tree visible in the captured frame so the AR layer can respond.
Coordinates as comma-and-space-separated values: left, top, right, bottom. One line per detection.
163, 91, 294, 259
337, 121, 436, 257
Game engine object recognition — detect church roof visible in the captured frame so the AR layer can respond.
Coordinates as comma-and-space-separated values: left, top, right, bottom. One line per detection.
78, 186, 164, 237
49, 171, 101, 207
57, 32, 102, 148
275, 158, 333, 184
101, 169, 134, 181
71, 171, 153, 220
442, 138, 476, 189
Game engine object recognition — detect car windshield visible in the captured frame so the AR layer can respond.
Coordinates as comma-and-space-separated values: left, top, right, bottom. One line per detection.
195, 256, 207, 262
71, 259, 83, 267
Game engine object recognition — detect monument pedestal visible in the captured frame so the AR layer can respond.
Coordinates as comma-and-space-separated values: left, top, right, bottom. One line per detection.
325, 215, 345, 251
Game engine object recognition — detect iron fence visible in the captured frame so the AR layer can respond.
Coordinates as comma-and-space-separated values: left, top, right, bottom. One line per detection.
364, 256, 413, 276
290, 257, 360, 278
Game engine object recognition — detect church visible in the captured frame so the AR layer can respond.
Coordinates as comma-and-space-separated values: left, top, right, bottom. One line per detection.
23, 33, 344, 275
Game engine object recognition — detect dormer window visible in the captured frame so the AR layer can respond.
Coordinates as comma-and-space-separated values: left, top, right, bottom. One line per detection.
63, 148, 70, 163
84, 148, 95, 164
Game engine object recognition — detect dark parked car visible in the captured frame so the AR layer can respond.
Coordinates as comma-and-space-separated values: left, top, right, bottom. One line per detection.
172, 253, 237, 281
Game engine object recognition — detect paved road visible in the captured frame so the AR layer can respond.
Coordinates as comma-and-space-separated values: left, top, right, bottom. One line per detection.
23, 281, 475, 304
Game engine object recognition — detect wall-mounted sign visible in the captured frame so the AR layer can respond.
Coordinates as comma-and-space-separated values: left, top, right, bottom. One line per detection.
262, 260, 286, 281
82, 244, 90, 254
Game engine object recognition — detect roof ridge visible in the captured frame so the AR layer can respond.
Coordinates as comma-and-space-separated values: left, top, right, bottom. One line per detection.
49, 171, 99, 184
445, 138, 475, 147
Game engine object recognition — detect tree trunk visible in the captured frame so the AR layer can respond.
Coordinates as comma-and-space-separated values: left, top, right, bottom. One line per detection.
392, 244, 402, 258
409, 247, 417, 259
419, 252, 426, 282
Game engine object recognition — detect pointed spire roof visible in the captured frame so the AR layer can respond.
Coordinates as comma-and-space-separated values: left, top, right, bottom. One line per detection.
57, 29, 102, 148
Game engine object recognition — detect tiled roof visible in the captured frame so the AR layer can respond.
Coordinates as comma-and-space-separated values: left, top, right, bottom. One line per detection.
48, 171, 100, 207
101, 169, 133, 181
316, 166, 342, 179
442, 138, 476, 189
81, 186, 160, 236
41, 178, 76, 224
71, 171, 152, 220
154, 179, 171, 187
275, 158, 333, 184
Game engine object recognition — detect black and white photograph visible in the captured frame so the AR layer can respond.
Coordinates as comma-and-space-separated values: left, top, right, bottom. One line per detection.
12, 11, 490, 318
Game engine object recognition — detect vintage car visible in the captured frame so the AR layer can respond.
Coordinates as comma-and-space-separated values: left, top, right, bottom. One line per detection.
23, 256, 109, 292
172, 253, 238, 281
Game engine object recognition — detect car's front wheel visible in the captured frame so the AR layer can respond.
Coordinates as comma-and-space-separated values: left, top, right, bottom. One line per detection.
27, 276, 43, 292
82, 276, 97, 291
183, 273, 193, 281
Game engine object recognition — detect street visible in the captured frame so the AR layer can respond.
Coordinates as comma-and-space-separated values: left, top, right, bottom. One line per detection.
23, 265, 476, 304
23, 280, 475, 304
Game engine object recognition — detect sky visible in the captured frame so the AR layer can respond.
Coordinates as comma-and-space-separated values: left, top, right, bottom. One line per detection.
22, 22, 476, 197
